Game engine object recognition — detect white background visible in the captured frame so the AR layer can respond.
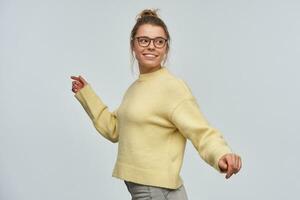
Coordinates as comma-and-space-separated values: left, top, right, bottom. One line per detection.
1, 0, 299, 199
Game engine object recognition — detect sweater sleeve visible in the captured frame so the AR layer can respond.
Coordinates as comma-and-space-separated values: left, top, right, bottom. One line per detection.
170, 97, 232, 172
74, 84, 119, 143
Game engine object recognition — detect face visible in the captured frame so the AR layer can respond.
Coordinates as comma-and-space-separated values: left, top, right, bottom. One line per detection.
132, 24, 168, 73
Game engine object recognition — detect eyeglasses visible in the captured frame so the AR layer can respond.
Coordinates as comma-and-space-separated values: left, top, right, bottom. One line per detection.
132, 36, 168, 49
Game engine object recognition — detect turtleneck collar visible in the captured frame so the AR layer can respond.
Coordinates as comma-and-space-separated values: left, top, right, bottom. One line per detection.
137, 66, 169, 82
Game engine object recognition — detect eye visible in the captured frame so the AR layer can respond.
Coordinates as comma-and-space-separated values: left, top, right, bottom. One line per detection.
155, 38, 166, 45
138, 37, 149, 44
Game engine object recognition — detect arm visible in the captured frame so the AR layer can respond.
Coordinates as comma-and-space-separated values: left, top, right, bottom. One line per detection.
170, 97, 232, 172
74, 84, 119, 143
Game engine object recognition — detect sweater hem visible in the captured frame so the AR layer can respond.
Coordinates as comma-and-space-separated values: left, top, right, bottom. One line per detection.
111, 161, 183, 189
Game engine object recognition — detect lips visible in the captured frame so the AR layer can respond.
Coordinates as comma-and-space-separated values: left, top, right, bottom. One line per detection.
142, 53, 158, 58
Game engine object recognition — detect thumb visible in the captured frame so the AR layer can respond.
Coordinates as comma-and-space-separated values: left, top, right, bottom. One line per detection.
79, 75, 88, 85
218, 158, 228, 172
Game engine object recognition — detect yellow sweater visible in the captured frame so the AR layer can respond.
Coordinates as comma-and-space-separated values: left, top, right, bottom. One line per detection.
74, 66, 232, 189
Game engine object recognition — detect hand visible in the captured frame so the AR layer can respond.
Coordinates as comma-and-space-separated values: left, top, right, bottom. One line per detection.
218, 153, 242, 179
70, 75, 89, 94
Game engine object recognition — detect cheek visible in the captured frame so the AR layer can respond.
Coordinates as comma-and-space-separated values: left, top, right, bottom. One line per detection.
132, 48, 143, 61
158, 49, 167, 58
133, 45, 142, 56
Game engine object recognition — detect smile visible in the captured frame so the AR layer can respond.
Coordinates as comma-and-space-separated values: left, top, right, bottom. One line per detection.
143, 53, 158, 58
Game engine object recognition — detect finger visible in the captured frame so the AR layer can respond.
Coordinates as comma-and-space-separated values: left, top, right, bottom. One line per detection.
236, 160, 240, 173
71, 76, 83, 87
238, 157, 242, 171
72, 82, 78, 89
79, 75, 88, 85
225, 158, 234, 179
73, 80, 83, 88
72, 87, 78, 93
233, 155, 239, 174
72, 84, 79, 89
235, 155, 239, 170
235, 156, 241, 172
218, 158, 228, 173
70, 76, 80, 81
226, 167, 234, 179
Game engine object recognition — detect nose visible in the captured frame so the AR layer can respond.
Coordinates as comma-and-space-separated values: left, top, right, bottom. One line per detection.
147, 40, 155, 49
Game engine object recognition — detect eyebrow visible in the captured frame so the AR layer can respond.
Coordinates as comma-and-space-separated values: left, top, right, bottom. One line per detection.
135, 36, 167, 39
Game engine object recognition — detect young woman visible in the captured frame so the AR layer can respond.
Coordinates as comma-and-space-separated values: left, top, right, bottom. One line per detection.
70, 9, 242, 200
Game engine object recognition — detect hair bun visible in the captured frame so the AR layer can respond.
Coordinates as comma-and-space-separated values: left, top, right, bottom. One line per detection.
137, 9, 159, 20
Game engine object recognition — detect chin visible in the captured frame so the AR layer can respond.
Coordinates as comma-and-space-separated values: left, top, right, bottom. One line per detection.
140, 61, 162, 68
140, 64, 161, 70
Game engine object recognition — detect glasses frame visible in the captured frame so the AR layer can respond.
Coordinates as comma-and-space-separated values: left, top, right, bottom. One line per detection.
132, 36, 168, 49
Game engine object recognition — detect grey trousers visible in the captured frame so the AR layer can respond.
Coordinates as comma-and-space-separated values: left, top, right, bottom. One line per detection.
124, 180, 189, 200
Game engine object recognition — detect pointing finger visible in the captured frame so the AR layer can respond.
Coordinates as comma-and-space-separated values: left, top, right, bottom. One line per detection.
226, 166, 234, 179
70, 76, 80, 81
225, 158, 234, 179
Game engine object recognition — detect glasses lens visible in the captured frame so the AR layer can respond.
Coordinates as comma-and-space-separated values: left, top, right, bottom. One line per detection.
155, 38, 166, 48
138, 37, 150, 46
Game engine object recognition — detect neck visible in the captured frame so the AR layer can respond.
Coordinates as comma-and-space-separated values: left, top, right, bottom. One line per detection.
139, 65, 162, 74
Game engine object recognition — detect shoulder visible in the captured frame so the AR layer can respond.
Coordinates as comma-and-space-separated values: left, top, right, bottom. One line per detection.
163, 74, 194, 100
